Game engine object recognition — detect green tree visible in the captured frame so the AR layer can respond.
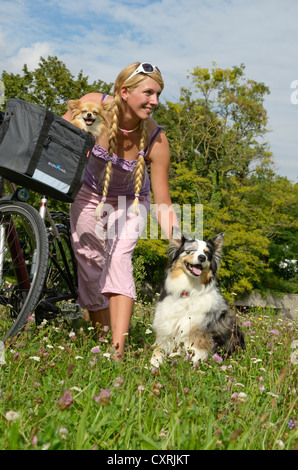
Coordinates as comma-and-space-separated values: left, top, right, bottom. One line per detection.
153, 64, 297, 298
156, 63, 273, 185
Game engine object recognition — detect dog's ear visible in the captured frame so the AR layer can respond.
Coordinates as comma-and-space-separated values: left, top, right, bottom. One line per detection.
208, 232, 225, 264
67, 100, 81, 113
168, 227, 188, 260
170, 226, 183, 247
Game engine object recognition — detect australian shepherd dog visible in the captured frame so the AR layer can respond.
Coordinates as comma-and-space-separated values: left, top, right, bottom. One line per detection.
151, 231, 245, 367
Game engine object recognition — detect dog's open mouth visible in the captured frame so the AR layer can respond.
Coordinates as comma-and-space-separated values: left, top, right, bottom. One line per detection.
185, 262, 202, 276
83, 118, 95, 126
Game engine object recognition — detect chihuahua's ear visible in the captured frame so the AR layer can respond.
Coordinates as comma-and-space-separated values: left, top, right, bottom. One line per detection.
67, 100, 81, 112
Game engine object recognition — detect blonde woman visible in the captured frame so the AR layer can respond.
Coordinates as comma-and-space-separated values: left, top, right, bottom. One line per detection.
64, 62, 178, 360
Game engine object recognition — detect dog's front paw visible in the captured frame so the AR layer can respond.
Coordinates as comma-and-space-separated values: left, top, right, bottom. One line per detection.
150, 347, 164, 368
191, 348, 209, 365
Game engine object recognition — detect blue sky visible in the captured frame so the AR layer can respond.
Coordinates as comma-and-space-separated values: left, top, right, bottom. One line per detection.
0, 0, 297, 182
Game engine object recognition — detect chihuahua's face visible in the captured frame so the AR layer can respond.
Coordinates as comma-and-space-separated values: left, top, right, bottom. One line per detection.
67, 99, 108, 136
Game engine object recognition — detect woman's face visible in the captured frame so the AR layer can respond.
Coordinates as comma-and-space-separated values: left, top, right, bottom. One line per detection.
121, 76, 162, 120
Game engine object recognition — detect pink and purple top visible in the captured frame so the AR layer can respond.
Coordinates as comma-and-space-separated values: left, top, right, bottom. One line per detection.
83, 94, 162, 198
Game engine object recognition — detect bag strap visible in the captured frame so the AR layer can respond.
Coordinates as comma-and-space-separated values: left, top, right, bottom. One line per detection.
68, 132, 95, 196
26, 109, 53, 177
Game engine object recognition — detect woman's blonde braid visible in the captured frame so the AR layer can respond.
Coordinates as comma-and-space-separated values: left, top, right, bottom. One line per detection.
131, 120, 147, 215
94, 97, 120, 221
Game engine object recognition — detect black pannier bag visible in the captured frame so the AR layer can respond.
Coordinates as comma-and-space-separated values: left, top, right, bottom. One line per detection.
0, 98, 95, 202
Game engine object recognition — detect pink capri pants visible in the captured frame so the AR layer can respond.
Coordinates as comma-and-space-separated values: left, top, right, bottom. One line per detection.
70, 184, 151, 311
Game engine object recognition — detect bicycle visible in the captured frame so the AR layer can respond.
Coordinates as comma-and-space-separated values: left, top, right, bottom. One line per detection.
0, 177, 80, 343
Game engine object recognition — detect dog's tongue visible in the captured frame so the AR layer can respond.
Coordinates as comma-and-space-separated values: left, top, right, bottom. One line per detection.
191, 265, 202, 276
85, 120, 94, 126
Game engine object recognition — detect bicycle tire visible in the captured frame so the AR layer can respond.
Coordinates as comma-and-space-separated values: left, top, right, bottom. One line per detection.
0, 201, 49, 341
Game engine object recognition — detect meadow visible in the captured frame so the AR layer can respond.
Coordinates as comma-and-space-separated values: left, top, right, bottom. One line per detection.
0, 301, 297, 451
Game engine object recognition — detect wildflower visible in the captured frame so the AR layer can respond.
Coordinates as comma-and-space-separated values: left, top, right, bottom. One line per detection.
288, 419, 297, 430
238, 392, 247, 399
75, 356, 83, 360
90, 357, 98, 366
114, 377, 123, 388
242, 321, 251, 328
159, 429, 167, 438
69, 331, 76, 339
275, 439, 285, 450
32, 435, 38, 446
269, 329, 280, 336
103, 352, 111, 359
103, 325, 109, 333
5, 410, 20, 422
91, 346, 100, 354
27, 315, 35, 322
137, 384, 145, 395
58, 389, 73, 410
57, 427, 69, 440
212, 353, 223, 364
29, 356, 40, 362
152, 383, 162, 396
93, 388, 112, 406
258, 385, 265, 392
145, 329, 152, 334
266, 392, 279, 398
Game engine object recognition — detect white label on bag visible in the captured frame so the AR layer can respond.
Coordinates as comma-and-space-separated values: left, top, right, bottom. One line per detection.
32, 169, 70, 193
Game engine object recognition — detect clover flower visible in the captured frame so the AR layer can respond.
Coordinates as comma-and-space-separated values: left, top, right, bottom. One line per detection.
114, 377, 123, 388
93, 388, 112, 406
58, 389, 73, 410
212, 353, 223, 364
269, 329, 280, 336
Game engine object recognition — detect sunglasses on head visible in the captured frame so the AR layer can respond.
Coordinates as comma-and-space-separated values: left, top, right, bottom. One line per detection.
125, 62, 161, 82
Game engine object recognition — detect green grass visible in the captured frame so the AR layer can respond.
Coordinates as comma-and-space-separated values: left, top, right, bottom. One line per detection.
0, 301, 297, 450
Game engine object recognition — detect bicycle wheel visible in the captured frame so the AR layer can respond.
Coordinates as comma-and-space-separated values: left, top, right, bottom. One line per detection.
36, 214, 78, 324
0, 201, 49, 341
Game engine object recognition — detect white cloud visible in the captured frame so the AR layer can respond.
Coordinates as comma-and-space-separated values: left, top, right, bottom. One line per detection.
4, 42, 54, 74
